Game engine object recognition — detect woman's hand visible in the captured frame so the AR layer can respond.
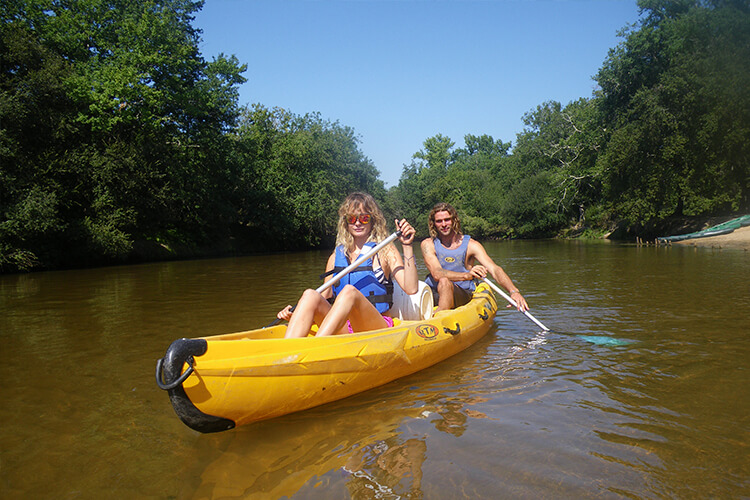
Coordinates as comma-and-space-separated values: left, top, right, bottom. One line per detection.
394, 218, 418, 294
395, 218, 415, 245
277, 305, 293, 321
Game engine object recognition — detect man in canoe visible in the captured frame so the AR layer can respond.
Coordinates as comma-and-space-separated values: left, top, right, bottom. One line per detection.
421, 202, 529, 312
278, 192, 418, 337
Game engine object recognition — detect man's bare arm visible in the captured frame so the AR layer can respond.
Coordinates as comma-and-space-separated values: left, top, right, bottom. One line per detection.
467, 240, 529, 311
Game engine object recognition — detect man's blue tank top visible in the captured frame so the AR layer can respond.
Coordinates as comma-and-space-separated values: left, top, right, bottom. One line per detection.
425, 235, 475, 292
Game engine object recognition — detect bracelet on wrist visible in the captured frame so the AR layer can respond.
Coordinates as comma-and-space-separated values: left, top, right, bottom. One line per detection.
508, 290, 519, 294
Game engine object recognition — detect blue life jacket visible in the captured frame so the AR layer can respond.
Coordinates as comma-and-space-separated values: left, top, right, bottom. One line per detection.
327, 243, 393, 314
425, 235, 476, 292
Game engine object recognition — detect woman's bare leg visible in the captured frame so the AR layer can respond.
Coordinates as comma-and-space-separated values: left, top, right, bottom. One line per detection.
284, 289, 332, 338
316, 285, 388, 336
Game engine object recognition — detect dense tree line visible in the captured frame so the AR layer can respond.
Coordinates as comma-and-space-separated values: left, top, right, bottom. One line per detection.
2, 0, 748, 273
388, 0, 749, 239
1, 0, 383, 272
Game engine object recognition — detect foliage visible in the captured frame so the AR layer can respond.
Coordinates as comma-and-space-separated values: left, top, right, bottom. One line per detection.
232, 105, 385, 249
2, 0, 748, 272
595, 0, 750, 224
0, 0, 381, 272
390, 0, 749, 239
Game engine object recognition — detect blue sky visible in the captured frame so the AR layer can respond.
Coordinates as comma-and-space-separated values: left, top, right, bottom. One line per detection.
194, 0, 641, 187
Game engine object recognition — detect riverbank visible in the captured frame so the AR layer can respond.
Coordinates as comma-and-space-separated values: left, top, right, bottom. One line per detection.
668, 225, 750, 251
6, 215, 749, 275
602, 213, 749, 248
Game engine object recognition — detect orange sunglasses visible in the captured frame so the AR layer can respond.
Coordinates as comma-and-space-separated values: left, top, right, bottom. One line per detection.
346, 213, 371, 225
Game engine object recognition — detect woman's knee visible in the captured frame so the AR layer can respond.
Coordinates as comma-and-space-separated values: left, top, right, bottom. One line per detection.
337, 284, 362, 300
334, 285, 371, 317
298, 288, 326, 309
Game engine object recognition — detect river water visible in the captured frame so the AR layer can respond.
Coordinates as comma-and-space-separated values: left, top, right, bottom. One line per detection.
1, 241, 748, 499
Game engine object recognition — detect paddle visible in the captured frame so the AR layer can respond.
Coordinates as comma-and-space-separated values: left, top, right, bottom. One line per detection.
481, 277, 550, 331
267, 230, 403, 327
481, 277, 632, 346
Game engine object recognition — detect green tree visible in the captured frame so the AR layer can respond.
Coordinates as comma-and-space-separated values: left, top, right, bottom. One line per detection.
512, 99, 607, 230
392, 133, 516, 239
232, 105, 385, 249
1, 0, 248, 271
1, 6, 82, 268
448, 134, 511, 230
595, 0, 750, 224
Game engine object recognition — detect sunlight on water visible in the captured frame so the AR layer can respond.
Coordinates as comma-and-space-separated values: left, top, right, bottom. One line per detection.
1, 241, 748, 498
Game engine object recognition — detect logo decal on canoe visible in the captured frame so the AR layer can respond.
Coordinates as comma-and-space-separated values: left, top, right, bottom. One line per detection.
444, 257, 455, 263
416, 324, 439, 340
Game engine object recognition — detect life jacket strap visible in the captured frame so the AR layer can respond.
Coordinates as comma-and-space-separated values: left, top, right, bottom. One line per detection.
319, 266, 372, 281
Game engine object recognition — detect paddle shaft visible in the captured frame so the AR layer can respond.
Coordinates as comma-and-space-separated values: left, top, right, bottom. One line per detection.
268, 230, 402, 327
481, 277, 550, 331
314, 230, 401, 295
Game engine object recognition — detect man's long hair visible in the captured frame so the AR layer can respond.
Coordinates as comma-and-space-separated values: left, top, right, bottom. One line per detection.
428, 202, 462, 239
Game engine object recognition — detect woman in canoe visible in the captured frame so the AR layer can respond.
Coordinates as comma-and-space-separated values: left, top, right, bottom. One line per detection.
278, 192, 418, 337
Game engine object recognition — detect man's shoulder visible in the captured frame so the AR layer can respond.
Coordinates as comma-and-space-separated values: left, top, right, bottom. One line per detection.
466, 236, 485, 251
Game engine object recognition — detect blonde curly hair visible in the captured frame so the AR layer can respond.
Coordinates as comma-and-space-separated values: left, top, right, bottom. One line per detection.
335, 192, 394, 266
336, 192, 388, 246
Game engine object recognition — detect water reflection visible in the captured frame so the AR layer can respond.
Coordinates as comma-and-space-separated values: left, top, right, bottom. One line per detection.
343, 437, 426, 499
178, 346, 498, 499
1, 242, 748, 499
179, 397, 429, 499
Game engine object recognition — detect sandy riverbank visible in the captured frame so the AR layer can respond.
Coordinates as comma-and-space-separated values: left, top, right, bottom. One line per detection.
669, 225, 750, 251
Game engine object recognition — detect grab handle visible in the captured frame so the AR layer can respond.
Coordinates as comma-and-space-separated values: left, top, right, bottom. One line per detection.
444, 323, 461, 336
155, 355, 194, 390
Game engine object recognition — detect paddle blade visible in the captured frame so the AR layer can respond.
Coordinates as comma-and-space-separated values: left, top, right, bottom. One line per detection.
575, 335, 635, 346
544, 329, 635, 346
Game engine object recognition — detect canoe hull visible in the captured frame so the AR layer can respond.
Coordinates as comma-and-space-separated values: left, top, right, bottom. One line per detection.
157, 283, 498, 432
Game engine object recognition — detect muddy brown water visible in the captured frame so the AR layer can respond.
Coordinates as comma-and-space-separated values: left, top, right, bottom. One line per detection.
1, 241, 748, 498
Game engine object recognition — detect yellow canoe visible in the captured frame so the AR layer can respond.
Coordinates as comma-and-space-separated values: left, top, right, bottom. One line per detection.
155, 282, 498, 433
